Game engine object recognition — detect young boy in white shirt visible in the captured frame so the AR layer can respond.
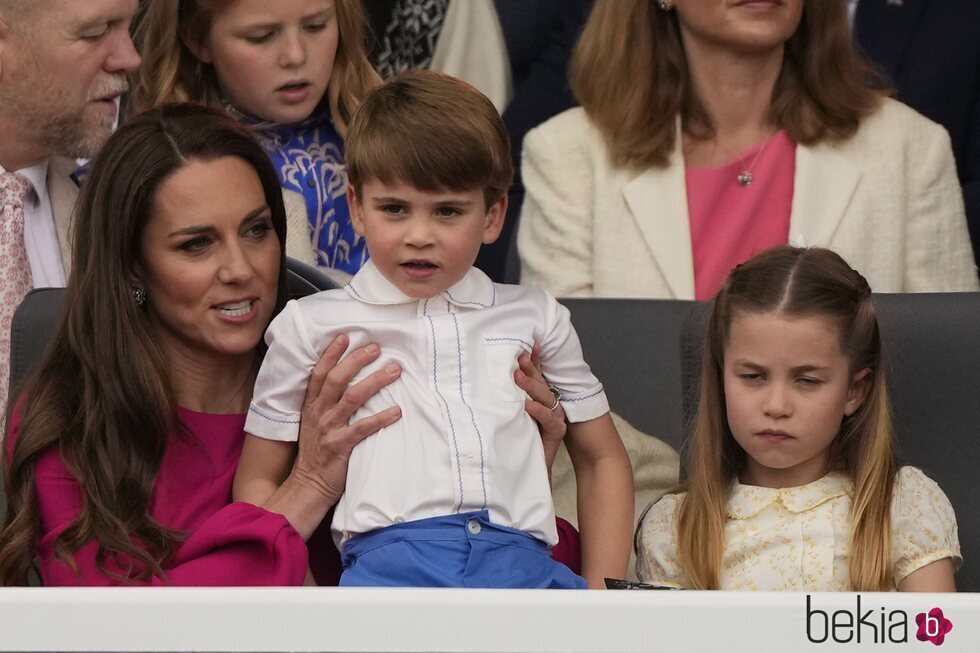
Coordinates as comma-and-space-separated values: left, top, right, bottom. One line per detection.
235, 70, 633, 588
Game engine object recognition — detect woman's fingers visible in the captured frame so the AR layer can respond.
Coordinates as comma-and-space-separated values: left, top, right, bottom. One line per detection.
343, 405, 403, 450
304, 333, 350, 407
515, 350, 566, 435
515, 352, 556, 408
307, 338, 384, 408
524, 396, 563, 429
530, 343, 544, 375
332, 363, 402, 424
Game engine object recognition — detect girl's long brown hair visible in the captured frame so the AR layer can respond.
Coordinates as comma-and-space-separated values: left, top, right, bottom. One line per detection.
0, 104, 289, 585
571, 1, 885, 169
675, 246, 898, 591
129, 0, 381, 132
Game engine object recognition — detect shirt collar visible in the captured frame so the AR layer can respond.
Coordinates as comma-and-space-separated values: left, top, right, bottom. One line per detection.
727, 471, 852, 520
0, 159, 47, 209
345, 260, 497, 309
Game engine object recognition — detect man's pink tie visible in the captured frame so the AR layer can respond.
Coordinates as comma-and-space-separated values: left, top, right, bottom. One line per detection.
0, 172, 35, 421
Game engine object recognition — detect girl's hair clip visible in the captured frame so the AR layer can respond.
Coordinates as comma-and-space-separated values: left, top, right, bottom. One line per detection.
790, 233, 808, 248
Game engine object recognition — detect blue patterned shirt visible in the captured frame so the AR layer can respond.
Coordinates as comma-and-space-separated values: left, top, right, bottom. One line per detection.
254, 113, 369, 275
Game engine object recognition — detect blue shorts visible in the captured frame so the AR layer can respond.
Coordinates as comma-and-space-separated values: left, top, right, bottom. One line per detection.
339, 511, 586, 589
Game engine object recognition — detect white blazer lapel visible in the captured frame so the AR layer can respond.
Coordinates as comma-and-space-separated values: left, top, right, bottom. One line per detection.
622, 139, 695, 299
789, 143, 860, 248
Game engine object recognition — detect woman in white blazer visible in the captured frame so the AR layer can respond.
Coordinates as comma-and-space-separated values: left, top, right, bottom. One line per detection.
518, 0, 978, 299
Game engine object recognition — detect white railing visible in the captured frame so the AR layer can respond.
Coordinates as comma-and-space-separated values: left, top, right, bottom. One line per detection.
0, 588, 977, 652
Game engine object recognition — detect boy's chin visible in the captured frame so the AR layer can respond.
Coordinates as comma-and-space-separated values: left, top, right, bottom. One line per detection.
391, 272, 466, 300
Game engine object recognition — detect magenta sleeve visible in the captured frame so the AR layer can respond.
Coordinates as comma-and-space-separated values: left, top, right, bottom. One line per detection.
551, 517, 582, 574
33, 446, 308, 587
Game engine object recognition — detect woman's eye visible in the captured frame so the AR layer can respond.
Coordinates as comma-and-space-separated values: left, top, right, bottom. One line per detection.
797, 376, 823, 386
304, 22, 327, 33
738, 373, 763, 381
245, 32, 274, 44
178, 236, 211, 253
246, 222, 274, 239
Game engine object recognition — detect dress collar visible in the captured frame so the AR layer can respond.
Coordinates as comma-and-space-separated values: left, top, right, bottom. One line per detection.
344, 260, 497, 309
727, 471, 852, 520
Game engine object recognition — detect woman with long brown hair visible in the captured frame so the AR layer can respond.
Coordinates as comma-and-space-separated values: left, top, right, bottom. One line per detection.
517, 1, 977, 299
0, 103, 401, 584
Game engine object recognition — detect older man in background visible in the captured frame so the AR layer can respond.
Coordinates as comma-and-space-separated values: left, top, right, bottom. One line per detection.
0, 0, 139, 412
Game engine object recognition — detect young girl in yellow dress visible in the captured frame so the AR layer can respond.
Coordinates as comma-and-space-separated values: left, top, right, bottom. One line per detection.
636, 246, 960, 591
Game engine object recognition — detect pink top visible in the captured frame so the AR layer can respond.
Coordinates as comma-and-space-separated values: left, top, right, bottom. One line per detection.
686, 131, 796, 300
11, 406, 583, 586
8, 406, 310, 586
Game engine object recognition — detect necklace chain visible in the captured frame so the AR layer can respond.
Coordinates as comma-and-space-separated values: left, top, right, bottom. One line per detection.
209, 360, 257, 414
730, 130, 779, 188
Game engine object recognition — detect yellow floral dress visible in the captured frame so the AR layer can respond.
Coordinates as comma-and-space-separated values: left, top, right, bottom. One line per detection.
635, 467, 961, 590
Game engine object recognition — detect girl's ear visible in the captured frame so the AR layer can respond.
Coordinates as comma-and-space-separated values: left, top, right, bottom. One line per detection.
181, 25, 213, 64
844, 367, 872, 417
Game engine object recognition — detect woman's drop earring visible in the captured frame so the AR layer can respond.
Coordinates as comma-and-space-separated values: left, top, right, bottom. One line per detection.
132, 285, 147, 308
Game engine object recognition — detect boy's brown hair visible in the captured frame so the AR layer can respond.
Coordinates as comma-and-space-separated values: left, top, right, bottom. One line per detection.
345, 70, 513, 209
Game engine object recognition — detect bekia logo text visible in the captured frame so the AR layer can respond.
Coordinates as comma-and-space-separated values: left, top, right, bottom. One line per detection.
806, 595, 953, 646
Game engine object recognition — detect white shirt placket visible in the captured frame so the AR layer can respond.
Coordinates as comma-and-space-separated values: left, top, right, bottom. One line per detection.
421, 296, 488, 514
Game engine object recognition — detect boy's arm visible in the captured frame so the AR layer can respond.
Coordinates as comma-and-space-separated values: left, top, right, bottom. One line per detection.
564, 412, 634, 588
234, 435, 296, 506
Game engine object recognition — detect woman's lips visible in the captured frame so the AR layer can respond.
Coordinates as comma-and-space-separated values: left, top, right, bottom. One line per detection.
214, 299, 259, 323
735, 0, 784, 8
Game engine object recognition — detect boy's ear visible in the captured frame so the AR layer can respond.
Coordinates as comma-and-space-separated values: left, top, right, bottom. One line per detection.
482, 194, 508, 245
347, 185, 366, 236
181, 25, 213, 64
844, 367, 872, 417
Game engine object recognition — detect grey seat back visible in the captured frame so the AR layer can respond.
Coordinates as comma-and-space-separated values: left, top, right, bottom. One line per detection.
560, 297, 695, 452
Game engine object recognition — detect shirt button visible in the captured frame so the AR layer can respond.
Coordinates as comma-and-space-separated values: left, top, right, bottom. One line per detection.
466, 519, 482, 535
307, 177, 316, 189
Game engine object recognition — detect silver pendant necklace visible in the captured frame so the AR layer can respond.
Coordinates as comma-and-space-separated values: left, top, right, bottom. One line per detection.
733, 130, 778, 187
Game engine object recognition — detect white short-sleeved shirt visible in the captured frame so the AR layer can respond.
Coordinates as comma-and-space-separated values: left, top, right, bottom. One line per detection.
246, 261, 610, 547
636, 467, 961, 590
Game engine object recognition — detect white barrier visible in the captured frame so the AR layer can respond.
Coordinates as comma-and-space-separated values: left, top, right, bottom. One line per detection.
0, 588, 977, 652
